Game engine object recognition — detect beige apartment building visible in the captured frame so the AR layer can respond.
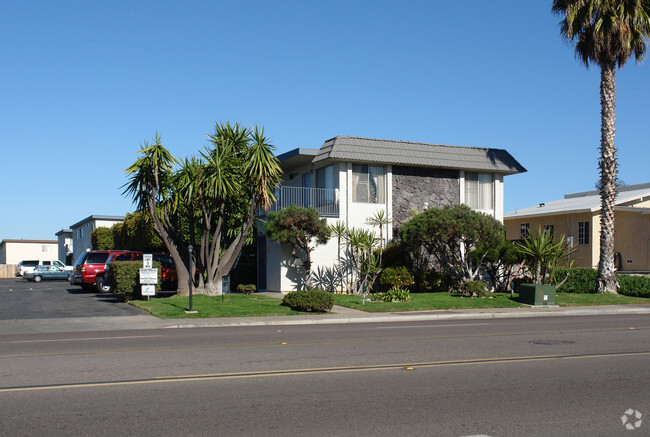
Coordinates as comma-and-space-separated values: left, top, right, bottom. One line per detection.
504, 183, 650, 272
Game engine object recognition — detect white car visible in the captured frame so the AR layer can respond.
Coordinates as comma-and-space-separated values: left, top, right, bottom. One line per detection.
16, 260, 73, 277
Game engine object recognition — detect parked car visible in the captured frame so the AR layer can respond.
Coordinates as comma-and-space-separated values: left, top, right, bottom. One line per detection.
102, 251, 178, 292
24, 265, 70, 282
69, 250, 128, 291
16, 260, 72, 277
16, 260, 39, 277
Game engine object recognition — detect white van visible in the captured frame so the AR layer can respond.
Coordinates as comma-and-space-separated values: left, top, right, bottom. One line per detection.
16, 260, 73, 277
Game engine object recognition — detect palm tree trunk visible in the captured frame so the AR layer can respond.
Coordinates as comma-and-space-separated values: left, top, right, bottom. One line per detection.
595, 65, 619, 294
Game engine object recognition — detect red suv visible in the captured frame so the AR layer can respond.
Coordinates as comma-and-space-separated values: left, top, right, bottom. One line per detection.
70, 250, 129, 291
102, 251, 178, 292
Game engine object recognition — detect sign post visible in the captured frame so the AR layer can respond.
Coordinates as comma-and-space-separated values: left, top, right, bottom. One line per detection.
139, 254, 157, 301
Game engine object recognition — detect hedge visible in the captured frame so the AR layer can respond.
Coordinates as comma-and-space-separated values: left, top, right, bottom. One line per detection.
618, 275, 650, 298
108, 261, 162, 301
554, 267, 650, 297
282, 289, 334, 312
555, 268, 598, 293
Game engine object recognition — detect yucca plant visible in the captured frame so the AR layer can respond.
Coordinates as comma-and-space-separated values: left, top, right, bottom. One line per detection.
515, 226, 576, 284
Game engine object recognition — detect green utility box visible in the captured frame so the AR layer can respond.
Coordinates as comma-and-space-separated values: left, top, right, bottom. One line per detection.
518, 284, 556, 306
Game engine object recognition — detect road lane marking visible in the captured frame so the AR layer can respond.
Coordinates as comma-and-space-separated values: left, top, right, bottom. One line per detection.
6, 335, 163, 344
1, 350, 648, 393
376, 323, 489, 329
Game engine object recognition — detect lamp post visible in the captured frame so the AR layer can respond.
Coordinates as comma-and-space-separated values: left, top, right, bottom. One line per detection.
187, 244, 195, 313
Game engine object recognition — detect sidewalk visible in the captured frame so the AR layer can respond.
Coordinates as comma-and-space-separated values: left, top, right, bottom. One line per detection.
2, 303, 649, 335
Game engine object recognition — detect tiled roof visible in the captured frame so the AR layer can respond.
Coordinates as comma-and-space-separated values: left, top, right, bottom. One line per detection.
505, 183, 650, 219
312, 136, 526, 174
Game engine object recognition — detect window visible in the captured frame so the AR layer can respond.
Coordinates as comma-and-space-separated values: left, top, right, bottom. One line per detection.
520, 223, 530, 239
316, 165, 335, 190
465, 172, 493, 210
544, 225, 554, 236
578, 221, 589, 245
353, 165, 385, 203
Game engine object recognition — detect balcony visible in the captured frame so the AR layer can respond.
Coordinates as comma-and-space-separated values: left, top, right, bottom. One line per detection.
261, 186, 339, 218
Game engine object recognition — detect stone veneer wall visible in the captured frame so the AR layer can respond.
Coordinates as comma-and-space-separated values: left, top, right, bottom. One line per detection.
392, 166, 460, 229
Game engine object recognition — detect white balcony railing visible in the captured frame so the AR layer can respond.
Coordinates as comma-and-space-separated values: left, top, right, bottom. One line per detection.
261, 186, 339, 218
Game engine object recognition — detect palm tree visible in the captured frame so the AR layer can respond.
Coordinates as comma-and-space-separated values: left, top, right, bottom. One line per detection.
552, 0, 650, 293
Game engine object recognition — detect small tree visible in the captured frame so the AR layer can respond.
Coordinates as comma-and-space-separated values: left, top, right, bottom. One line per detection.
264, 205, 330, 288
481, 239, 524, 292
399, 204, 504, 284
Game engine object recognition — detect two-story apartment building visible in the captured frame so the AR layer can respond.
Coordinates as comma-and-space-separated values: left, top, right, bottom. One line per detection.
504, 183, 650, 272
70, 215, 125, 264
258, 136, 526, 292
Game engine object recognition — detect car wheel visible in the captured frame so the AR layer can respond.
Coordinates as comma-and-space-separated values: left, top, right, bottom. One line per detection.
96, 277, 111, 293
34, 275, 42, 283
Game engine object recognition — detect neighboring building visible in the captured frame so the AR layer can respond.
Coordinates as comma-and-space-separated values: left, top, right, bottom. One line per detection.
70, 215, 125, 264
504, 183, 650, 272
55, 229, 73, 265
258, 135, 526, 292
0, 239, 58, 265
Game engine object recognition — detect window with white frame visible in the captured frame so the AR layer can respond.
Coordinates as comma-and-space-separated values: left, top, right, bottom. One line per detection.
464, 172, 493, 210
520, 223, 530, 239
352, 164, 385, 203
578, 221, 589, 245
544, 224, 554, 236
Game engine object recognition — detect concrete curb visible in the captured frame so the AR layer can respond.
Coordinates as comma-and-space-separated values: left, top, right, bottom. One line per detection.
2, 305, 648, 334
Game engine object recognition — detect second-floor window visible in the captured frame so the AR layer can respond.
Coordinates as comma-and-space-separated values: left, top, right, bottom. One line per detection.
316, 165, 335, 190
353, 164, 385, 203
465, 172, 493, 210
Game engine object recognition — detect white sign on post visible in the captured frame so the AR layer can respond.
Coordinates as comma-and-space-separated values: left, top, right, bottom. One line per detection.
142, 285, 156, 296
143, 254, 153, 269
139, 268, 158, 284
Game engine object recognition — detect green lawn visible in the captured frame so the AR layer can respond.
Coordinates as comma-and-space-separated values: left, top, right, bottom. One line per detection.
333, 292, 648, 312
131, 293, 302, 318
555, 292, 649, 307
130, 291, 648, 319
333, 292, 525, 311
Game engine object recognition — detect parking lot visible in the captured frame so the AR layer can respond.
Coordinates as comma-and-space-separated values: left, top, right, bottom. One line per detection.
0, 278, 147, 321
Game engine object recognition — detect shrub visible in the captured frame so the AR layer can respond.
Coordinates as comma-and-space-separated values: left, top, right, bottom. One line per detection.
381, 242, 412, 269
618, 275, 650, 298
108, 261, 161, 301
555, 267, 597, 293
282, 289, 334, 312
458, 280, 488, 297
378, 266, 414, 292
372, 286, 411, 302
412, 270, 459, 293
511, 276, 534, 293
237, 284, 256, 294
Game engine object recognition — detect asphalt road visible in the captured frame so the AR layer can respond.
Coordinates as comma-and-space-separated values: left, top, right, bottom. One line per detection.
1, 315, 648, 436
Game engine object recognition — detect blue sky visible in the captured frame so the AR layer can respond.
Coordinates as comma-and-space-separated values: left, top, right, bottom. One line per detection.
2, 1, 648, 240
